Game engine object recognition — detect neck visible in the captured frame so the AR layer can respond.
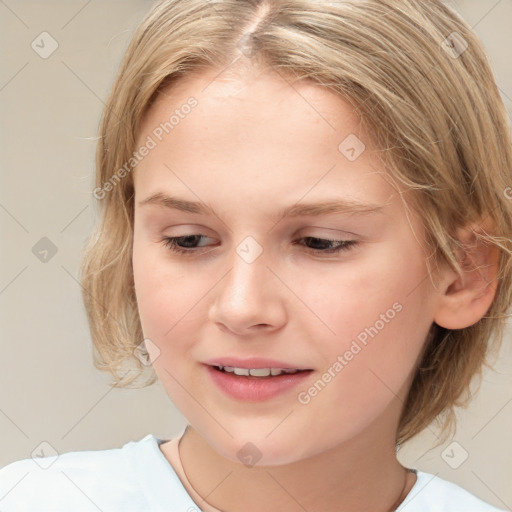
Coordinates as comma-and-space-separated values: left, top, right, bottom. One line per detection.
175, 420, 416, 512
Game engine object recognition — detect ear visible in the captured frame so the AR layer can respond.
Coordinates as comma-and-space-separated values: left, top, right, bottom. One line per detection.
433, 220, 499, 330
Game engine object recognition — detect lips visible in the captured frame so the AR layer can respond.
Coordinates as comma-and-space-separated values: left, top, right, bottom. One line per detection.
203, 358, 314, 401
216, 365, 305, 377
204, 356, 313, 371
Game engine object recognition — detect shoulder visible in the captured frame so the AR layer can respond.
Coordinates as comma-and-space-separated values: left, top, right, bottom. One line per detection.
0, 435, 155, 512
398, 470, 506, 512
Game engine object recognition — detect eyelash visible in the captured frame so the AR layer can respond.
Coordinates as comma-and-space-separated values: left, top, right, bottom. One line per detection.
159, 235, 357, 256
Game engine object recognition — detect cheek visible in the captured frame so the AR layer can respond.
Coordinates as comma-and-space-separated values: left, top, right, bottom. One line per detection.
132, 241, 189, 345
295, 241, 431, 343
132, 244, 201, 404
294, 242, 435, 424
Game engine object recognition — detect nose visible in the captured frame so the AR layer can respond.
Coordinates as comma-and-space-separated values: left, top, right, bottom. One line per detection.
208, 241, 287, 336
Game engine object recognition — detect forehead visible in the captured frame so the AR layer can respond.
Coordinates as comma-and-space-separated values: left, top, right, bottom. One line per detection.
137, 66, 365, 150
132, 67, 400, 217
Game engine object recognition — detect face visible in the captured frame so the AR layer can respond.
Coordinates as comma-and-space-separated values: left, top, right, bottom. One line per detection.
132, 67, 444, 466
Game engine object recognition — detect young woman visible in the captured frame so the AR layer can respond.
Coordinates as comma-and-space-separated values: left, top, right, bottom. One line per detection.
1, 1, 510, 510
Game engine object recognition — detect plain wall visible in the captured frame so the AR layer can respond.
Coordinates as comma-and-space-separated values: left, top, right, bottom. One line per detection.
1, 0, 511, 509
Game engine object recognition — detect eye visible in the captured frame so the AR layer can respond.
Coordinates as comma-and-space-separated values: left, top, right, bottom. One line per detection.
160, 235, 357, 256
160, 235, 214, 254
293, 237, 357, 254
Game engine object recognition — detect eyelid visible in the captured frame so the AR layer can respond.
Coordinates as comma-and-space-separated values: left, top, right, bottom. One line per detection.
298, 226, 362, 238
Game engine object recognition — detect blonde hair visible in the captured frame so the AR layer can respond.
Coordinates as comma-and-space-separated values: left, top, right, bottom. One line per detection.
79, 0, 512, 444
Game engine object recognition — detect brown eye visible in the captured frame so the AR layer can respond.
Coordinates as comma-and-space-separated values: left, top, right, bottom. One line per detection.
160, 235, 213, 254
294, 237, 358, 254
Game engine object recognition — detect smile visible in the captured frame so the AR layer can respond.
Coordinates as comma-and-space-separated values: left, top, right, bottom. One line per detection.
205, 364, 313, 401
215, 365, 305, 377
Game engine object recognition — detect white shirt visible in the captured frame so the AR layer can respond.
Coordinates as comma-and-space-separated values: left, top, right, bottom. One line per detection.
0, 432, 505, 511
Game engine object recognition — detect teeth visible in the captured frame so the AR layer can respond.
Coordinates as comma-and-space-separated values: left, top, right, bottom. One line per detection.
217, 365, 301, 377
250, 368, 271, 377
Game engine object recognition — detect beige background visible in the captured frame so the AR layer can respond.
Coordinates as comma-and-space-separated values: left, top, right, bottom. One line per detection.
0, 0, 511, 509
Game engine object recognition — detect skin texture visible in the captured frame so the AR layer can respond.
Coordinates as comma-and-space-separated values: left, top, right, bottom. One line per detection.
131, 64, 497, 512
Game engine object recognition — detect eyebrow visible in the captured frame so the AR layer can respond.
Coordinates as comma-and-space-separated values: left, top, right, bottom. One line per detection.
137, 192, 385, 220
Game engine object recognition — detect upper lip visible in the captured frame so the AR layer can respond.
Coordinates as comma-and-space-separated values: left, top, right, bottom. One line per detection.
204, 357, 313, 370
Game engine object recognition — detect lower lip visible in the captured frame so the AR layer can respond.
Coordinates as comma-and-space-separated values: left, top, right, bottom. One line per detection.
204, 364, 313, 402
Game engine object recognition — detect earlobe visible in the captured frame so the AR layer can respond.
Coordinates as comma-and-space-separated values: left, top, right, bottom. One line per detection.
433, 222, 499, 330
